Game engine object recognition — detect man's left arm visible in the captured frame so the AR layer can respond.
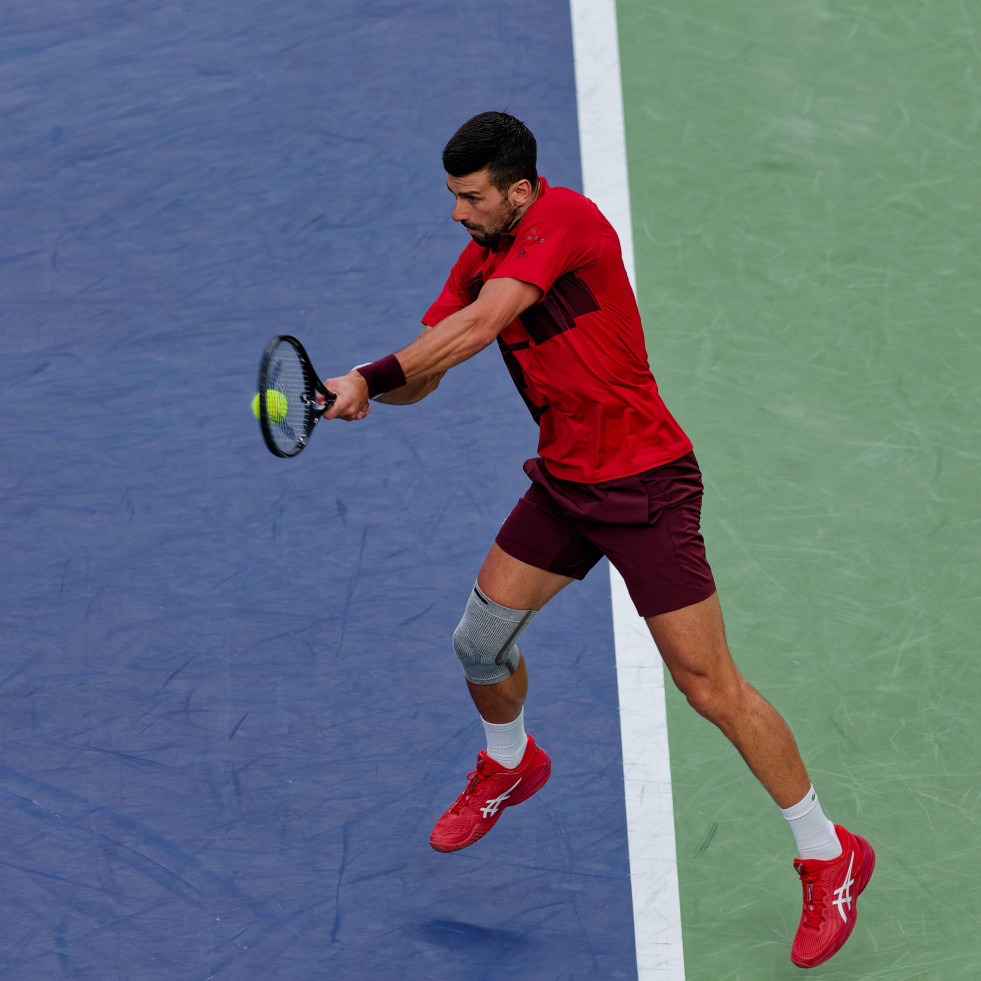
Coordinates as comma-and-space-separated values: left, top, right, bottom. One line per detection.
323, 277, 542, 421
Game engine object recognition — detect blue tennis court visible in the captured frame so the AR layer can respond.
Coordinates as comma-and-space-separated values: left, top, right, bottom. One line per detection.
1, 2, 637, 977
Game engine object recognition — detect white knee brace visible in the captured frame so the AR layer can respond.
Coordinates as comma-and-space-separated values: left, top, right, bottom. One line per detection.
452, 584, 537, 685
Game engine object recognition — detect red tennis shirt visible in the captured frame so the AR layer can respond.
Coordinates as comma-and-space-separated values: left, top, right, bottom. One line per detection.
422, 178, 692, 483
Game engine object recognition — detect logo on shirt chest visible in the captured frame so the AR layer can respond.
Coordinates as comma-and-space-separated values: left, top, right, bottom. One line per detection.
519, 226, 546, 245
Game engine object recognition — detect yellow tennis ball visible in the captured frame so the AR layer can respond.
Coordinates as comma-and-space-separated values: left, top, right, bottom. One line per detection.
252, 389, 288, 423
267, 389, 288, 422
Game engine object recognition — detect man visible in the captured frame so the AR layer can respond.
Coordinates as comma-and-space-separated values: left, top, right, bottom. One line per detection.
323, 111, 874, 969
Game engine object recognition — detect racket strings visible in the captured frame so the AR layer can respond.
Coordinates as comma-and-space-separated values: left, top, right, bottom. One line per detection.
262, 341, 316, 455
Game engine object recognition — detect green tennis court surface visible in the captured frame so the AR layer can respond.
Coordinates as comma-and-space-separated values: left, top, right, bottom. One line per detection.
618, 2, 980, 977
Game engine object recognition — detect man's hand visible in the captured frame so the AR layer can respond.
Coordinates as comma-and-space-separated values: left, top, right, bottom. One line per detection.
322, 369, 371, 421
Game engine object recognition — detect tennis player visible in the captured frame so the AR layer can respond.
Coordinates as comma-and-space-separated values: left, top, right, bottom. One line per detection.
323, 111, 873, 969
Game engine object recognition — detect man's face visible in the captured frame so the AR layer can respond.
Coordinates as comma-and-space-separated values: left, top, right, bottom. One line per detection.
446, 168, 520, 249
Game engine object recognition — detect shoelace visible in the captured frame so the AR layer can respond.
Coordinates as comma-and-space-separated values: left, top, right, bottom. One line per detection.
449, 765, 486, 813
798, 871, 828, 930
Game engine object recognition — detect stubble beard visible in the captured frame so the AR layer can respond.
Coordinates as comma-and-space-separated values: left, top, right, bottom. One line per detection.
465, 199, 521, 249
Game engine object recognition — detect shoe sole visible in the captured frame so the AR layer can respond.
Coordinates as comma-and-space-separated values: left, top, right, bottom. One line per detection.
429, 756, 552, 853
792, 834, 876, 969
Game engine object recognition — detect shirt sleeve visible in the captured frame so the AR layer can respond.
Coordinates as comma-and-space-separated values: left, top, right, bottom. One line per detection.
488, 191, 601, 295
422, 245, 478, 326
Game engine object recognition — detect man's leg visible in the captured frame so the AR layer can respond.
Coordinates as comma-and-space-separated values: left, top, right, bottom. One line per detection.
466, 543, 573, 724
648, 591, 875, 968
429, 544, 572, 853
645, 590, 809, 808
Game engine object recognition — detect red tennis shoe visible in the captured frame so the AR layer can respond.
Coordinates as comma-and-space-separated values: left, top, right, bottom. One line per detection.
430, 736, 551, 853
791, 824, 876, 968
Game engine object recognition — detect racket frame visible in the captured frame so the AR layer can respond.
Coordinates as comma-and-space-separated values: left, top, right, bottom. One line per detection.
257, 334, 336, 458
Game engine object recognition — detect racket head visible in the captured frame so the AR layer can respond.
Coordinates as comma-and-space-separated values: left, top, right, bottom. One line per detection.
256, 335, 334, 457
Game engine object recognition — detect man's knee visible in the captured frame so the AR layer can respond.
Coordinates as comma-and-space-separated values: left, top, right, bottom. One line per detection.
673, 668, 746, 724
452, 584, 536, 685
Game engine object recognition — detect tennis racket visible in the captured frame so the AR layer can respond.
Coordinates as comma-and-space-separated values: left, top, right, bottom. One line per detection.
256, 335, 336, 458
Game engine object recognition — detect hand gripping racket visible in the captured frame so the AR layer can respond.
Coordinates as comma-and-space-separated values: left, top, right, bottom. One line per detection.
256, 335, 336, 457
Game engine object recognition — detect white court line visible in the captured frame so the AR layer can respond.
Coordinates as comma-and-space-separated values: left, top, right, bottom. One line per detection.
569, 2, 686, 978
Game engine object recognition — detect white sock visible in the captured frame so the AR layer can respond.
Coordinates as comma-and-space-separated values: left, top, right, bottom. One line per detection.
781, 785, 842, 860
482, 709, 528, 769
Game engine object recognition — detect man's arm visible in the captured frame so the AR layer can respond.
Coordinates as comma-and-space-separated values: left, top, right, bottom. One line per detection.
362, 326, 443, 406
323, 277, 542, 421
370, 370, 443, 406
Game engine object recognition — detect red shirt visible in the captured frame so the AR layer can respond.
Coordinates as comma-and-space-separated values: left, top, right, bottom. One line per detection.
423, 178, 692, 482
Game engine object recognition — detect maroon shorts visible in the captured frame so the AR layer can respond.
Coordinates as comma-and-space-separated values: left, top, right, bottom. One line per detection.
495, 452, 716, 618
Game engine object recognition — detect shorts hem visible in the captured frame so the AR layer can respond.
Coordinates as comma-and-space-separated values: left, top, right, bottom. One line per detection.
632, 582, 717, 620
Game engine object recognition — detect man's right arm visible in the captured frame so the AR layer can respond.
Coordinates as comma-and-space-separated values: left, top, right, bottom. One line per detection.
373, 326, 445, 404
323, 276, 542, 421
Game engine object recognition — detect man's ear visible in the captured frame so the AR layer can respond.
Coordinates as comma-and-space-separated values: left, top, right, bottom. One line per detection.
508, 178, 535, 207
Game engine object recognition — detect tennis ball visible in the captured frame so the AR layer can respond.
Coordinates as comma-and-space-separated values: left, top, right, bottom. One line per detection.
252, 389, 288, 423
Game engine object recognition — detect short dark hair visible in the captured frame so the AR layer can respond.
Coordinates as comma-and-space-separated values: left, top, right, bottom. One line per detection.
442, 111, 538, 192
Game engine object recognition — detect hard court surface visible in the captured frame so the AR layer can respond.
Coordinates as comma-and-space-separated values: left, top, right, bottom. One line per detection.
1, 2, 978, 979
